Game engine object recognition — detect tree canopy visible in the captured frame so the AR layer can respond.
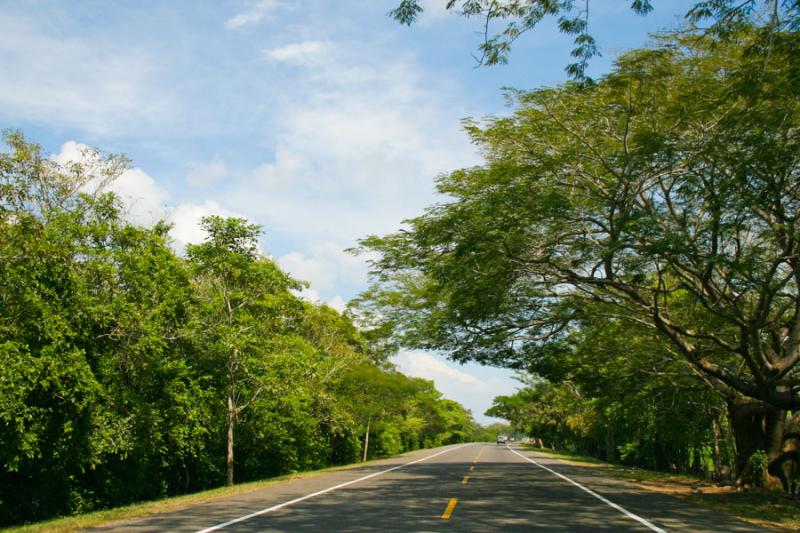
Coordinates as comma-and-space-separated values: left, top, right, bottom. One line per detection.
0, 131, 489, 527
357, 26, 800, 488
360, 27, 800, 411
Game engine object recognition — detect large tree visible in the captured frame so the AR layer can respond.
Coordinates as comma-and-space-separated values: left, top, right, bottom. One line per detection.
187, 216, 301, 486
357, 28, 800, 488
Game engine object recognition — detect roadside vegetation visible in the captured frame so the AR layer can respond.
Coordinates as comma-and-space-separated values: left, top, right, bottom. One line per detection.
360, 0, 800, 506
526, 446, 800, 530
2, 450, 444, 533
0, 133, 487, 528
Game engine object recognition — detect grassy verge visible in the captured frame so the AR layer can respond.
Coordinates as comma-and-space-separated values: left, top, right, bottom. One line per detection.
694, 490, 800, 531
525, 445, 800, 531
2, 453, 411, 533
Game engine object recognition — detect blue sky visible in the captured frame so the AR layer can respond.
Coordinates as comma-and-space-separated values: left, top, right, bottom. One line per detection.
1, 0, 693, 424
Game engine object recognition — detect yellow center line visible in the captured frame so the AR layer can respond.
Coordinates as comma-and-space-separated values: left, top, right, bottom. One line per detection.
461, 475, 470, 485
472, 447, 484, 464
441, 498, 458, 519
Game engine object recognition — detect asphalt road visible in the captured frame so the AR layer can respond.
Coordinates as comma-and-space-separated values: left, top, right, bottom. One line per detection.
91, 443, 767, 532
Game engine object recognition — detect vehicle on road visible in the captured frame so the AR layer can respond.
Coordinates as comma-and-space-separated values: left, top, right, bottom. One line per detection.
496, 435, 508, 445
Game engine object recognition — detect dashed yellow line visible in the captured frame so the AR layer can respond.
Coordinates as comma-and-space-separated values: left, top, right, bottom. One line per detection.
472, 447, 485, 464
441, 498, 458, 519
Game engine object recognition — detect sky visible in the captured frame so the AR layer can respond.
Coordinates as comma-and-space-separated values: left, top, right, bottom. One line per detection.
1, 0, 693, 424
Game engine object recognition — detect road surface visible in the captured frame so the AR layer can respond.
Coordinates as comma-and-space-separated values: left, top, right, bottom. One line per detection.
91, 443, 766, 532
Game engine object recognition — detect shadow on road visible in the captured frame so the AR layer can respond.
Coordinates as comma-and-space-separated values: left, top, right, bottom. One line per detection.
92, 448, 766, 533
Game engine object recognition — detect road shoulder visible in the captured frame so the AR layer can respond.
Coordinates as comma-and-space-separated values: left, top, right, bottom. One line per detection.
5, 445, 471, 533
517, 445, 794, 531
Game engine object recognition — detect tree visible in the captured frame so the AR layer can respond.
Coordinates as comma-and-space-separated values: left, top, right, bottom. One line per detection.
357, 28, 800, 488
488, 309, 733, 472
0, 132, 213, 520
0, 131, 490, 526
335, 363, 405, 461
390, 0, 798, 79
187, 216, 300, 486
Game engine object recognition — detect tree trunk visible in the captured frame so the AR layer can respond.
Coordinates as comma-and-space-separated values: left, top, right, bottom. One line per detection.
728, 397, 794, 491
711, 417, 724, 481
227, 395, 235, 486
362, 416, 371, 462
729, 398, 769, 488
764, 408, 786, 491
768, 411, 800, 495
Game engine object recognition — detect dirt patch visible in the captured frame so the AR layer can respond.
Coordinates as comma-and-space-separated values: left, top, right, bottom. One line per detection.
629, 479, 736, 495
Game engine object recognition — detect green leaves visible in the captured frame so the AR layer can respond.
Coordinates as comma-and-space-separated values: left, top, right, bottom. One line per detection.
0, 132, 492, 526
388, 0, 424, 25
388, 0, 798, 79
358, 28, 800, 412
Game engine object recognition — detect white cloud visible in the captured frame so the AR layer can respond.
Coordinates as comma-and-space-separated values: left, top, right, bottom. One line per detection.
187, 159, 227, 187
327, 295, 346, 313
167, 200, 242, 252
54, 141, 170, 227
395, 350, 489, 391
266, 40, 331, 65
393, 350, 515, 424
250, 146, 310, 189
293, 286, 321, 304
226, 0, 290, 29
288, 287, 345, 313
53, 142, 251, 252
277, 242, 366, 294
392, 350, 513, 423
279, 252, 332, 292
0, 13, 170, 135
418, 0, 454, 25
225, 46, 479, 246
112, 168, 171, 226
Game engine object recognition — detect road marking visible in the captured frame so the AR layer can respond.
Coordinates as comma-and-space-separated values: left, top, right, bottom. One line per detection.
507, 447, 667, 533
472, 447, 484, 464
461, 475, 470, 485
195, 444, 474, 533
441, 498, 458, 519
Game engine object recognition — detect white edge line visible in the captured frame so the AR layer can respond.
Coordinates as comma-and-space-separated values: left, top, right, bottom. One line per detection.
195, 443, 475, 533
507, 446, 668, 533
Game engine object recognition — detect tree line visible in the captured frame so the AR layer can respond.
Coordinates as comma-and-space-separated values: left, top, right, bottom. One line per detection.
356, 23, 800, 493
486, 312, 734, 478
0, 132, 485, 527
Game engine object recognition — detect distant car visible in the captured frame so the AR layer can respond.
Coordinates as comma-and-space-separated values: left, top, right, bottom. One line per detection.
496, 435, 508, 445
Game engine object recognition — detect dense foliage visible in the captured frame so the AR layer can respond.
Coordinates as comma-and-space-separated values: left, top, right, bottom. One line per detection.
487, 312, 734, 475
0, 132, 484, 527
357, 27, 800, 490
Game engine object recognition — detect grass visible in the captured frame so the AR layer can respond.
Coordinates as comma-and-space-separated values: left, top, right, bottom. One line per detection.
525, 445, 800, 531
695, 490, 800, 531
2, 455, 403, 533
